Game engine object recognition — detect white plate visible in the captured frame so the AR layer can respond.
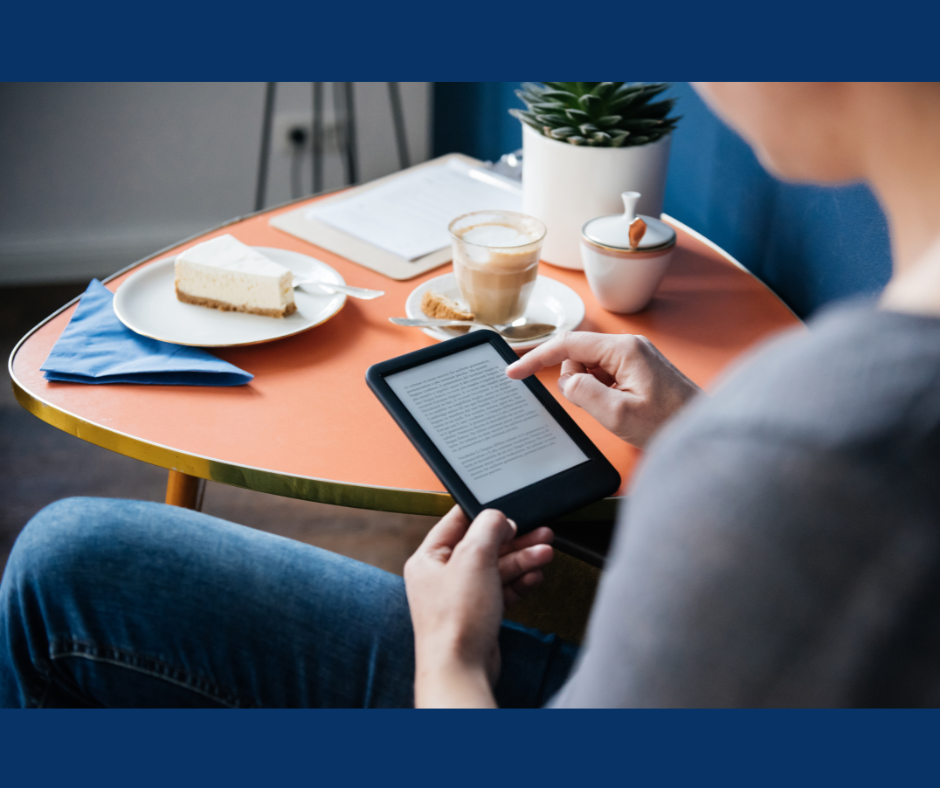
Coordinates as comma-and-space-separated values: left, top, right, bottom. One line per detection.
405, 273, 584, 351
113, 247, 347, 347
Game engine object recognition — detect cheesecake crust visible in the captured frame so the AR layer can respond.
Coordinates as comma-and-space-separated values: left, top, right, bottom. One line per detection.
175, 285, 297, 318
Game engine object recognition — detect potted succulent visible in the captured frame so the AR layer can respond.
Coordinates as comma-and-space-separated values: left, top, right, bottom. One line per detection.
511, 82, 679, 270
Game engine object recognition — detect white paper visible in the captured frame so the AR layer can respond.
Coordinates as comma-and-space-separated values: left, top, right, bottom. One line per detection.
385, 344, 588, 504
304, 160, 522, 261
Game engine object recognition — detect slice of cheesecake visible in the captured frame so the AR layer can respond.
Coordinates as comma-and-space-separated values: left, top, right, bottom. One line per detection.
174, 235, 296, 318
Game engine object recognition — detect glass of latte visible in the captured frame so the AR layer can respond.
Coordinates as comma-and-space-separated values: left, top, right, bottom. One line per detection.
448, 210, 547, 325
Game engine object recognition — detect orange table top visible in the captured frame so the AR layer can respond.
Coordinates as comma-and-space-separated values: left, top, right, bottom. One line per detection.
10, 194, 801, 519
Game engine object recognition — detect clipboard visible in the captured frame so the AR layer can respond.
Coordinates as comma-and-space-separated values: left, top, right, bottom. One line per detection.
269, 153, 522, 281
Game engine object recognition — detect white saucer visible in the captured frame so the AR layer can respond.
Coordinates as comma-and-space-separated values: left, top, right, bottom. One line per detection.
114, 247, 347, 347
405, 273, 584, 351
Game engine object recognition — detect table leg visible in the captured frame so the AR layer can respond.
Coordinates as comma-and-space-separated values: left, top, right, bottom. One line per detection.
165, 470, 205, 511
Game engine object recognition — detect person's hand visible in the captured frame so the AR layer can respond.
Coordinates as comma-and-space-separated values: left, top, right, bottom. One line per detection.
404, 506, 553, 708
507, 331, 701, 449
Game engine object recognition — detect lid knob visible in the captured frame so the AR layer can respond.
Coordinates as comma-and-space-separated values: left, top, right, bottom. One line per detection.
621, 191, 640, 223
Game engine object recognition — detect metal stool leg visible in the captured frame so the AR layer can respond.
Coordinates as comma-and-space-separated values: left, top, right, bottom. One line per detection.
312, 82, 324, 194
254, 82, 277, 211
387, 82, 410, 170
343, 82, 359, 184
333, 81, 359, 185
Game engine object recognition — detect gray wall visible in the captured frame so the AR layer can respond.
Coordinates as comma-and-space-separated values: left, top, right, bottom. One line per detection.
0, 82, 431, 285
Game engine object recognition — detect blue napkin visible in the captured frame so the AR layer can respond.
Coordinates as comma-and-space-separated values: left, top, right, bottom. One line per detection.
40, 279, 254, 386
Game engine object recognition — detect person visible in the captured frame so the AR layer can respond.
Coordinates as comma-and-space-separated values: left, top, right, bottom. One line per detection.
4, 82, 940, 707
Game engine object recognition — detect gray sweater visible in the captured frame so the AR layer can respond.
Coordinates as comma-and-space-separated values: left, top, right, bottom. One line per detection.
553, 302, 940, 707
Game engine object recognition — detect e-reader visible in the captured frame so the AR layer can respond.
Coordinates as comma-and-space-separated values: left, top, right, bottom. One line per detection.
366, 331, 621, 532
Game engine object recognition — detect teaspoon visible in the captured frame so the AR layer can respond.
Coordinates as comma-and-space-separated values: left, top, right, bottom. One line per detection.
292, 277, 385, 300
389, 317, 557, 342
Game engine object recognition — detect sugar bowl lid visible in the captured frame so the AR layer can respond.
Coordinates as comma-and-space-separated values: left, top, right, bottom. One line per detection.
582, 192, 676, 251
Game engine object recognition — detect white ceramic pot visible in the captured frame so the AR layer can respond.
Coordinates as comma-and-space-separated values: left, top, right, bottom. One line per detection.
581, 192, 677, 314
521, 124, 671, 270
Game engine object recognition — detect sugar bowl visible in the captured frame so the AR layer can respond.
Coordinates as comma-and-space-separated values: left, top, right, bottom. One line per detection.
581, 191, 677, 313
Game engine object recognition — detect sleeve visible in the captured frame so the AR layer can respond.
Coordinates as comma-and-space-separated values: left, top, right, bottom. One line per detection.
549, 419, 940, 707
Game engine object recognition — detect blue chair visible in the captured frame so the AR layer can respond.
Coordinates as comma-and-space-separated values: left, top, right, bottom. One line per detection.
432, 81, 894, 319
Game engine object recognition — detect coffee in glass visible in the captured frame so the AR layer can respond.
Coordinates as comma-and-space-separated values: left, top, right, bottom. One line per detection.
448, 210, 547, 325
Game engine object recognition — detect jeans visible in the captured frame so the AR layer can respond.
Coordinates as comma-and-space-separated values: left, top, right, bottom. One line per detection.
0, 498, 576, 708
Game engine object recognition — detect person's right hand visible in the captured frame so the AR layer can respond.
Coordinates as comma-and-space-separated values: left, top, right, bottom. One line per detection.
506, 332, 701, 449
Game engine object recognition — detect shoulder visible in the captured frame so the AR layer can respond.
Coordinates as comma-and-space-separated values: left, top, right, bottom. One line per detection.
557, 304, 940, 706
649, 301, 940, 470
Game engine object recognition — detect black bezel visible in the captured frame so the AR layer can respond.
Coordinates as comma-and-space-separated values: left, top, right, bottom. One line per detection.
366, 330, 621, 533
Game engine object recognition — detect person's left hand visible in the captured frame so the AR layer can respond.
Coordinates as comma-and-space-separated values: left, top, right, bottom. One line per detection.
404, 506, 554, 707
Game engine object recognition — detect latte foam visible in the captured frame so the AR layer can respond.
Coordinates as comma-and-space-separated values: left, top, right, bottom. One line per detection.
458, 223, 540, 248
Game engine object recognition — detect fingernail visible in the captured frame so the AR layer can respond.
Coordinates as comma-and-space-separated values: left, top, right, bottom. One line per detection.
558, 374, 571, 394
507, 518, 518, 533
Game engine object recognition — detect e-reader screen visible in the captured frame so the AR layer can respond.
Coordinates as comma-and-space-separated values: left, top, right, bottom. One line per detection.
384, 343, 589, 504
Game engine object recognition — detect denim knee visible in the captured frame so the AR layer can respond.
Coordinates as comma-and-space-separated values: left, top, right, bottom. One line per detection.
14, 494, 117, 549
1, 497, 180, 707
4, 497, 155, 593
21, 496, 116, 540
0, 498, 126, 703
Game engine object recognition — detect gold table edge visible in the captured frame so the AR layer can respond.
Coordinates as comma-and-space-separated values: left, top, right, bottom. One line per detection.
8, 369, 453, 516
10, 365, 621, 521
5, 201, 778, 524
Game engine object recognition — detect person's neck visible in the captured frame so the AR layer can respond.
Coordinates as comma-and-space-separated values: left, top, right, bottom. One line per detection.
869, 87, 940, 314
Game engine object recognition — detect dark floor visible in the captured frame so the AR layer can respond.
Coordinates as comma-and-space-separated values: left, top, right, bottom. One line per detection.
1, 282, 437, 577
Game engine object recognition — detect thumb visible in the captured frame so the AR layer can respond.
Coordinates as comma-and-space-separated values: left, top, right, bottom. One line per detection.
462, 510, 517, 564
420, 504, 471, 554
559, 372, 636, 433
